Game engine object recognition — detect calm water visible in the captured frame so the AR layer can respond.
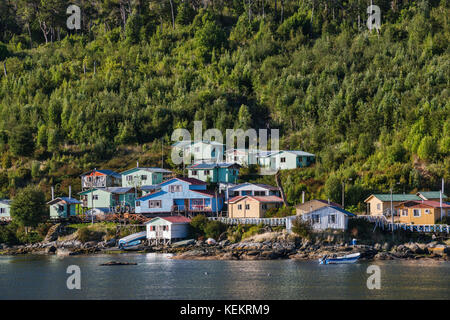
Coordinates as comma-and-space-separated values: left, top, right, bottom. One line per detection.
0, 253, 448, 299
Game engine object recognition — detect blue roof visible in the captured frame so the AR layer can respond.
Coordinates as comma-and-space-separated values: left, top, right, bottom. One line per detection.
137, 190, 166, 201
307, 205, 356, 217
0, 199, 11, 205
47, 197, 81, 205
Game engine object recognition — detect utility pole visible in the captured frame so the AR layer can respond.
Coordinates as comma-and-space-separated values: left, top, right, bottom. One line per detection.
390, 186, 394, 242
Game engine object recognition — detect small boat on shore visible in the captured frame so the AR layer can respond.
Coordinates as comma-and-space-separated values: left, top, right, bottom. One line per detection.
319, 252, 361, 265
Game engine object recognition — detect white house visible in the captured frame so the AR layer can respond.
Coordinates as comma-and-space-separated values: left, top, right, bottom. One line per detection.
227, 183, 280, 199
0, 199, 11, 221
225, 148, 258, 166
257, 150, 315, 172
286, 206, 355, 232
172, 140, 225, 163
145, 216, 191, 244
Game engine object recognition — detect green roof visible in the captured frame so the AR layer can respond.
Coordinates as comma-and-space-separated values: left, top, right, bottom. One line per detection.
371, 194, 421, 202
417, 191, 447, 199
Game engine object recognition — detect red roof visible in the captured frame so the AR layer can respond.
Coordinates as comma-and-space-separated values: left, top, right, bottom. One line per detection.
192, 190, 221, 197
161, 216, 192, 223
228, 195, 284, 203
167, 177, 206, 185
400, 200, 450, 208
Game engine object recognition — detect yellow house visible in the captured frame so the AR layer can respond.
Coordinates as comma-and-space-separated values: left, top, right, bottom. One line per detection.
396, 200, 450, 225
364, 194, 422, 216
295, 199, 342, 215
228, 196, 284, 218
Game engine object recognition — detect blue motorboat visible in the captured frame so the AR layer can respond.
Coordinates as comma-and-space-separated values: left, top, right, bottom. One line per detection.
319, 252, 361, 264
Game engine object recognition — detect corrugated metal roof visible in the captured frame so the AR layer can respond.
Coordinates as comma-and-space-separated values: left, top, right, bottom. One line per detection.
0, 199, 11, 205
47, 197, 81, 205
163, 177, 206, 185
145, 216, 191, 224
229, 183, 278, 191
228, 195, 283, 203
80, 169, 121, 178
366, 194, 421, 202
120, 167, 172, 175
400, 200, 450, 208
188, 162, 240, 169
307, 205, 356, 217
417, 191, 447, 199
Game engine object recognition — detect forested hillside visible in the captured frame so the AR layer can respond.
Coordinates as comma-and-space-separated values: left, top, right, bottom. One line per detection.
0, 0, 449, 210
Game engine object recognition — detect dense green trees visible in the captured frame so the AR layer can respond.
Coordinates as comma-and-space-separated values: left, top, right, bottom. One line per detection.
0, 1, 448, 209
10, 185, 47, 228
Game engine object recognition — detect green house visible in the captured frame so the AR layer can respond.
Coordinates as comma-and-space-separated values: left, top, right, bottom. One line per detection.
120, 167, 172, 188
187, 163, 240, 184
0, 199, 11, 221
48, 197, 81, 219
258, 150, 315, 171
79, 187, 137, 213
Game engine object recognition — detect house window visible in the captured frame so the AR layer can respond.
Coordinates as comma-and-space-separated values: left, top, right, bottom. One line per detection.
191, 170, 198, 176
149, 200, 161, 208
195, 147, 200, 152
312, 214, 320, 224
401, 209, 408, 216
169, 185, 182, 192
245, 204, 250, 210
424, 209, 431, 214
126, 176, 133, 181
377, 203, 381, 210
93, 195, 98, 200
204, 170, 210, 175
136, 201, 140, 207
328, 214, 336, 224
413, 209, 421, 217
238, 204, 242, 210
262, 204, 267, 210
0, 208, 5, 213
141, 175, 147, 181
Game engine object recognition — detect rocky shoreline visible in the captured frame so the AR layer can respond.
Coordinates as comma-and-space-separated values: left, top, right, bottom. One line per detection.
1, 235, 449, 262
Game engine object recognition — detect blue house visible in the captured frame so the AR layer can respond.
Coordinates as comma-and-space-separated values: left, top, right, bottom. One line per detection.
135, 177, 224, 214
187, 163, 240, 184
48, 197, 81, 219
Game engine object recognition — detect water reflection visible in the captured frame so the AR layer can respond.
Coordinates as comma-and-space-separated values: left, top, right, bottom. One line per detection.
0, 254, 448, 300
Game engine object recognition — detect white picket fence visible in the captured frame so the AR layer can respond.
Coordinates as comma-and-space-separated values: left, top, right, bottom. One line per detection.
357, 215, 449, 233
208, 217, 286, 226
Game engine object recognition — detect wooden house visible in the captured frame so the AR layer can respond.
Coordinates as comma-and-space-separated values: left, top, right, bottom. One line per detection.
295, 199, 342, 215
227, 195, 284, 218
0, 199, 11, 221
257, 150, 315, 171
187, 162, 240, 184
227, 183, 280, 199
79, 187, 136, 213
395, 200, 450, 225
145, 216, 191, 244
120, 167, 172, 188
135, 177, 223, 214
287, 206, 355, 232
225, 148, 258, 166
363, 191, 446, 217
80, 169, 122, 191
172, 140, 225, 163
48, 197, 81, 219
